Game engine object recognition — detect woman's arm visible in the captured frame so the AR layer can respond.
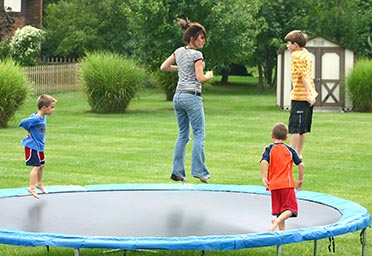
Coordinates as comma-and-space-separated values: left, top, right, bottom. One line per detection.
195, 59, 213, 82
160, 54, 178, 72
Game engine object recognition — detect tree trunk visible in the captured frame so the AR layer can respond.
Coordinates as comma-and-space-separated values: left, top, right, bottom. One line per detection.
220, 69, 229, 84
257, 64, 264, 91
272, 65, 277, 90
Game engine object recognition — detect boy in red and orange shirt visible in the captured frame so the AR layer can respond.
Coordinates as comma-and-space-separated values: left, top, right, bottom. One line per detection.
260, 122, 304, 231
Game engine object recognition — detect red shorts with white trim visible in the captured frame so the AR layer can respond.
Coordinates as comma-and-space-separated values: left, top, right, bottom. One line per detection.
25, 147, 45, 167
271, 188, 298, 217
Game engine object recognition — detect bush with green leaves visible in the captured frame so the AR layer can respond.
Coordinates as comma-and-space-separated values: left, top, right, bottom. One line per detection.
0, 37, 11, 60
10, 25, 45, 66
346, 59, 372, 112
80, 52, 147, 113
0, 59, 31, 128
151, 71, 178, 101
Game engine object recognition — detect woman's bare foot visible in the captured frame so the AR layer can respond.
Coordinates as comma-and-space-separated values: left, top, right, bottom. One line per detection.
28, 187, 40, 199
36, 184, 48, 194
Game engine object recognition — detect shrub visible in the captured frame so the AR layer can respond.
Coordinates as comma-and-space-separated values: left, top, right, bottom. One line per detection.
151, 71, 178, 101
0, 59, 31, 128
346, 59, 372, 112
80, 52, 147, 113
151, 70, 214, 101
0, 37, 11, 60
10, 25, 45, 66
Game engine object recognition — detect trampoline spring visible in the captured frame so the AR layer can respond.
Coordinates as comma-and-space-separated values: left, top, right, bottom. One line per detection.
328, 237, 335, 253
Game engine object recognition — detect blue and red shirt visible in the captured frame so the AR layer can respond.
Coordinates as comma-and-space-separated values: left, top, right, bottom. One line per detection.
260, 143, 302, 190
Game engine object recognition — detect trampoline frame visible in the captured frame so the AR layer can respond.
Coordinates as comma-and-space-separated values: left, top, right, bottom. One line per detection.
0, 184, 369, 256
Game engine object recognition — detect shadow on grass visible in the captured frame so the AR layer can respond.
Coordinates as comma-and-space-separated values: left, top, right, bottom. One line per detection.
206, 83, 275, 96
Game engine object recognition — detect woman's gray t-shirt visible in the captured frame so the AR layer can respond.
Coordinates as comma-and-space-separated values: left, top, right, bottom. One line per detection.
174, 47, 204, 93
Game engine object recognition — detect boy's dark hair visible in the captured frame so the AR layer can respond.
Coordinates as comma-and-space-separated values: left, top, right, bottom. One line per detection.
284, 30, 308, 47
37, 94, 57, 110
178, 18, 207, 45
272, 122, 288, 140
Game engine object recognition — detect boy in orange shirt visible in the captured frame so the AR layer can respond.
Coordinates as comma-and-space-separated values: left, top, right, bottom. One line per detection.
260, 122, 304, 231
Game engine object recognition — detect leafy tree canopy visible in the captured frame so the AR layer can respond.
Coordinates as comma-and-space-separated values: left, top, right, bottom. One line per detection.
42, 0, 372, 84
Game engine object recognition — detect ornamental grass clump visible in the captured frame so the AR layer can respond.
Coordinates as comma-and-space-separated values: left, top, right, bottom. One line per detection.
346, 59, 372, 112
151, 70, 178, 101
0, 59, 31, 128
80, 52, 147, 113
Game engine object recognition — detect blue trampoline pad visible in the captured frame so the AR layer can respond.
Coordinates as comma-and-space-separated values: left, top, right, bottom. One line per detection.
0, 184, 369, 251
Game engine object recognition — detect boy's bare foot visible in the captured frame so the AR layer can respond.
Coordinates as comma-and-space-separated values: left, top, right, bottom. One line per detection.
28, 188, 40, 199
36, 185, 48, 194
268, 219, 278, 231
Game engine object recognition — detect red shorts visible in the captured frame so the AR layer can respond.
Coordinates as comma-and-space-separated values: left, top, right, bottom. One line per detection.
271, 188, 298, 217
25, 147, 45, 167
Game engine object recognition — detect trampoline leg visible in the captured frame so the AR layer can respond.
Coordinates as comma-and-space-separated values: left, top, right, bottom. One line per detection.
74, 248, 80, 256
361, 228, 367, 256
277, 245, 282, 256
313, 240, 318, 256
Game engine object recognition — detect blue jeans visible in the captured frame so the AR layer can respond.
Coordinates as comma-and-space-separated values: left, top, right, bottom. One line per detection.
172, 92, 210, 180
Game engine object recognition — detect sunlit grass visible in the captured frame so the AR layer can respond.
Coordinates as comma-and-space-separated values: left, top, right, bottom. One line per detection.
0, 76, 370, 255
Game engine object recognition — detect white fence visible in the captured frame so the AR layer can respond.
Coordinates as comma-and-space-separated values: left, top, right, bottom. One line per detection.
24, 63, 80, 95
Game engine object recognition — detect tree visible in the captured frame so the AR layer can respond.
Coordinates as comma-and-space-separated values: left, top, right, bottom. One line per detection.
43, 0, 132, 58
252, 0, 313, 90
203, 0, 264, 83
43, 0, 99, 58
42, 0, 372, 87
126, 0, 264, 83
252, 0, 372, 91
0, 0, 15, 40
309, 0, 372, 57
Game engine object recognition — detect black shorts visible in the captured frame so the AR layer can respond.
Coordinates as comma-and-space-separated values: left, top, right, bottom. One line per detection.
288, 100, 314, 135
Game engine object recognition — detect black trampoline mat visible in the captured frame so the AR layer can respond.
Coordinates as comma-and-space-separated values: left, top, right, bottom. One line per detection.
0, 190, 342, 237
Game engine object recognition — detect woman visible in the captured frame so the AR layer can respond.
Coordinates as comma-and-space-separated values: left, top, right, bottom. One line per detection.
160, 18, 213, 183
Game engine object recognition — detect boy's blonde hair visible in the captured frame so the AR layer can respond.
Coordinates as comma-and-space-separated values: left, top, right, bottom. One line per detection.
284, 30, 308, 47
272, 122, 288, 140
37, 94, 57, 110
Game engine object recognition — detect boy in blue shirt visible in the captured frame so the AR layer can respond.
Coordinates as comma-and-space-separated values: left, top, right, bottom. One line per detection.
19, 94, 57, 199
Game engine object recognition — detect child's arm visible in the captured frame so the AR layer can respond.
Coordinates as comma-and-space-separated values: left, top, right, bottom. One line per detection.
302, 76, 316, 106
19, 115, 42, 130
296, 162, 305, 190
260, 160, 270, 189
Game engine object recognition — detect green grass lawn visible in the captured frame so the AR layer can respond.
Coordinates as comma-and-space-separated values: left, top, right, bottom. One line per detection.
0, 77, 370, 255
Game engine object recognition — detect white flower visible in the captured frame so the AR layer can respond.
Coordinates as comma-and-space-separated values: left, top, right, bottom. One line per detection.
9, 25, 45, 66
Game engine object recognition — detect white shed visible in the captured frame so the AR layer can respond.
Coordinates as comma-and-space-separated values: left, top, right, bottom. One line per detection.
277, 36, 355, 111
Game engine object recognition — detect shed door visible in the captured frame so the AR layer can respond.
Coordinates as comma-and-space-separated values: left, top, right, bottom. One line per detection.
307, 47, 345, 107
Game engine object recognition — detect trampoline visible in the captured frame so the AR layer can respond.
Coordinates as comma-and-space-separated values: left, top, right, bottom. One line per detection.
0, 184, 369, 256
